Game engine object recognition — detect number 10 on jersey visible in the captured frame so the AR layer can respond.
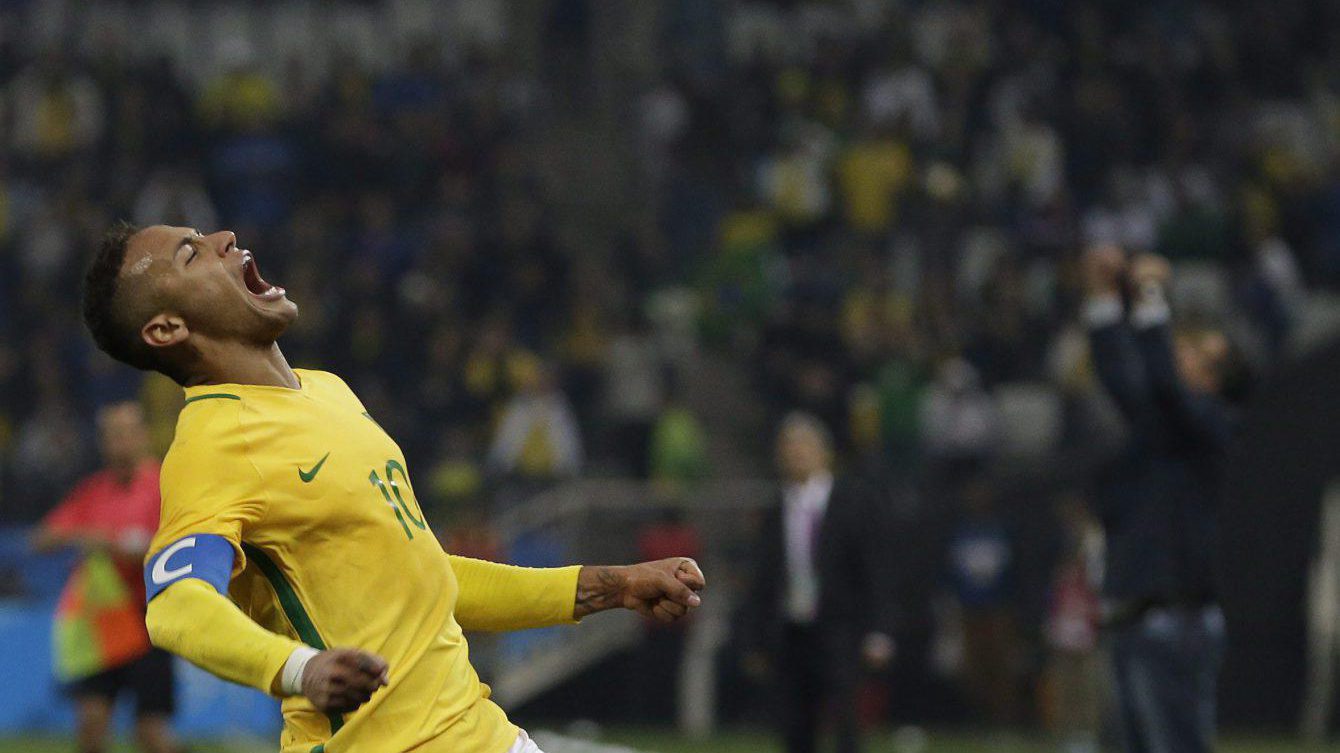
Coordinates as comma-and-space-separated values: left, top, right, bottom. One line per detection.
369, 460, 427, 539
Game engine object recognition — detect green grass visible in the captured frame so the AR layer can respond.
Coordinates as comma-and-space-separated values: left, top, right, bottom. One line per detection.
3, 730, 1337, 753
596, 728, 1340, 753
0, 741, 266, 753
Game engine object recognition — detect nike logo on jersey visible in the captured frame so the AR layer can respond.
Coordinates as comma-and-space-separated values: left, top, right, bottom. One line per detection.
299, 452, 331, 483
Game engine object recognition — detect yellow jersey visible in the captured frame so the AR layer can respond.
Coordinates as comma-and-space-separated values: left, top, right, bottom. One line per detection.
147, 369, 580, 753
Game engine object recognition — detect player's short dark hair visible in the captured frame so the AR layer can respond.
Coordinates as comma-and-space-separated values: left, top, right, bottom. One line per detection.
82, 221, 184, 384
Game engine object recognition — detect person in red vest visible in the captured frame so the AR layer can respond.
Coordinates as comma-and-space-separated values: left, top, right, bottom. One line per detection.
31, 401, 181, 753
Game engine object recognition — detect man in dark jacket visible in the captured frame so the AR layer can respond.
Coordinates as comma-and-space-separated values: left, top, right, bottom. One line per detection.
1082, 246, 1232, 753
743, 412, 898, 753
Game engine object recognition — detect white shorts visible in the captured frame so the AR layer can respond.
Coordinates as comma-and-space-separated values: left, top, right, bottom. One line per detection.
508, 729, 545, 753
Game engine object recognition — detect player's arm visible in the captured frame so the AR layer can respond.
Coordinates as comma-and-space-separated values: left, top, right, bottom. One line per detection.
1133, 325, 1231, 447
144, 535, 387, 712
572, 558, 705, 623
449, 556, 582, 631
1126, 255, 1233, 449
448, 555, 704, 631
1081, 245, 1155, 421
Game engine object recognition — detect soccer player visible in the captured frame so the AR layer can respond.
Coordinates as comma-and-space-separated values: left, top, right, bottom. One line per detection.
80, 222, 707, 753
32, 401, 182, 753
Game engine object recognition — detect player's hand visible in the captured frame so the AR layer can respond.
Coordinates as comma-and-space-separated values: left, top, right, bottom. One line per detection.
574, 558, 706, 622
861, 632, 895, 670
1128, 253, 1171, 290
1081, 244, 1127, 296
301, 648, 390, 714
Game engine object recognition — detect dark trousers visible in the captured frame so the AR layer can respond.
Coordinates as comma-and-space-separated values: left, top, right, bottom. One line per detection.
777, 621, 861, 753
1110, 605, 1226, 753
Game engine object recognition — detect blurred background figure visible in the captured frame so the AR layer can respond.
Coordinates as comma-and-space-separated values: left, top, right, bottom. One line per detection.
1082, 247, 1234, 753
29, 402, 180, 753
945, 476, 1022, 727
488, 358, 584, 484
741, 413, 897, 753
1040, 496, 1105, 753
628, 508, 703, 723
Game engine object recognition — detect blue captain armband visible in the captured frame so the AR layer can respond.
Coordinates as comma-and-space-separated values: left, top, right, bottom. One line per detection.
144, 534, 235, 603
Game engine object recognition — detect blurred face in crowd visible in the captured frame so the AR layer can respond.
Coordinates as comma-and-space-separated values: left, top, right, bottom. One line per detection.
123, 226, 296, 361
776, 420, 831, 483
98, 401, 150, 474
1175, 329, 1229, 395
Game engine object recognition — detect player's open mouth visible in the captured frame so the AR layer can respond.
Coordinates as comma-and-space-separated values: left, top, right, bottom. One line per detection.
241, 250, 286, 302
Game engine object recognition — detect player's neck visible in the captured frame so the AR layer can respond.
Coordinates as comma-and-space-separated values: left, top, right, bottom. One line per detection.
186, 341, 300, 390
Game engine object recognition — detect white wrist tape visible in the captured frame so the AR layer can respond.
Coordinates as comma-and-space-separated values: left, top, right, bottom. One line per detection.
280, 646, 321, 696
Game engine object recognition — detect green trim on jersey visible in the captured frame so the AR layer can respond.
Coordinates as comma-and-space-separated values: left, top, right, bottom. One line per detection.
183, 393, 242, 405
361, 411, 389, 436
240, 543, 345, 736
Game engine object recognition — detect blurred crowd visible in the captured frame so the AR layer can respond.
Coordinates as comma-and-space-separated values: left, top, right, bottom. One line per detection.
0, 2, 683, 523
639, 0, 1337, 731
650, 0, 1335, 467
0, 0, 1338, 732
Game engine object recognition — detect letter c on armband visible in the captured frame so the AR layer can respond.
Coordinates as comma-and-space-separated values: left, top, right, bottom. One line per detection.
144, 533, 236, 603
152, 537, 197, 585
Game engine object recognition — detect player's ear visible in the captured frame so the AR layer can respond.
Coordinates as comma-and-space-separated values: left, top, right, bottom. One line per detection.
142, 313, 189, 350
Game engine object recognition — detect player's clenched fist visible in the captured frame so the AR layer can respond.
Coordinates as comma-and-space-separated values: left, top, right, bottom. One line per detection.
302, 648, 390, 714
627, 557, 707, 623
574, 557, 706, 622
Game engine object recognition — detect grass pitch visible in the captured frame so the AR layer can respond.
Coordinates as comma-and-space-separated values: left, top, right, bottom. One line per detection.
0, 729, 1334, 753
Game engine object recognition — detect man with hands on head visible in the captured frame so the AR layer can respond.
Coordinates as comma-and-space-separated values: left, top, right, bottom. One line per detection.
1081, 246, 1234, 753
81, 222, 705, 753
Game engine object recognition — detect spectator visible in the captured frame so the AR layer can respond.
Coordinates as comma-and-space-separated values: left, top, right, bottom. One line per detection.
648, 395, 710, 489
488, 358, 584, 481
1041, 496, 1104, 753
919, 358, 998, 473
835, 119, 915, 237
425, 427, 486, 521
8, 52, 104, 164
741, 413, 897, 753
602, 314, 666, 477
945, 477, 1021, 726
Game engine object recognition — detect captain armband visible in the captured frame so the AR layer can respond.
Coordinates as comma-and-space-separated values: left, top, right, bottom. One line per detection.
144, 534, 235, 603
